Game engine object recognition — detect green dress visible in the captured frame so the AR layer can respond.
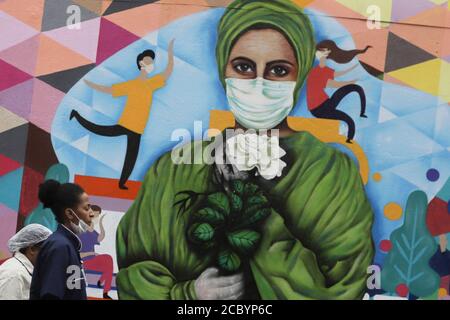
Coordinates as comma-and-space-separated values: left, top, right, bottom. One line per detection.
116, 132, 374, 299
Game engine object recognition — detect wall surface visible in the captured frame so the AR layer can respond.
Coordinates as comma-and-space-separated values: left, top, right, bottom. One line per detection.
0, 0, 449, 300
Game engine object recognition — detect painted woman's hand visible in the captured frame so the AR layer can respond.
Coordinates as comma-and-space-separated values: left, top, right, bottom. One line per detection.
194, 267, 245, 300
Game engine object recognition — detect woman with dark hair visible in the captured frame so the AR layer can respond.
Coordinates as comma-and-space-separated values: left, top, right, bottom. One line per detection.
306, 40, 371, 143
30, 180, 94, 300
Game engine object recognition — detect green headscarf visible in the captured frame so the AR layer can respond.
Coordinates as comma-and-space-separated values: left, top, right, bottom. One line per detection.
216, 0, 315, 104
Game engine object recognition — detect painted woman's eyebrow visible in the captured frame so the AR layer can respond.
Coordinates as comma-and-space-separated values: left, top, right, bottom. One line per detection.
231, 56, 256, 65
266, 60, 294, 67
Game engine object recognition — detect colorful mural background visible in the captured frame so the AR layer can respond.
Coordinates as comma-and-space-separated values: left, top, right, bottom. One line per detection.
0, 0, 449, 299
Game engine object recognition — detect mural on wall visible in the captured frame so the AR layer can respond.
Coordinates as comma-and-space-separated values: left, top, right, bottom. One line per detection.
0, 0, 449, 300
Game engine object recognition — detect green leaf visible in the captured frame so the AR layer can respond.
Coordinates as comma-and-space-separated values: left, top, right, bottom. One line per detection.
231, 180, 245, 195
244, 195, 269, 218
381, 190, 440, 298
237, 208, 272, 228
243, 182, 260, 197
217, 249, 241, 272
193, 207, 225, 225
229, 193, 243, 213
227, 229, 261, 254
207, 192, 230, 216
188, 223, 214, 243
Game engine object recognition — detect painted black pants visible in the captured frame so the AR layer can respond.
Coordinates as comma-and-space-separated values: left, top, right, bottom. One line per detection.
72, 111, 141, 187
311, 84, 366, 140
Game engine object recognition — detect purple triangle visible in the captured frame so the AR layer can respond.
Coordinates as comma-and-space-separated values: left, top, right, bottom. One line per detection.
391, 0, 435, 22
0, 78, 34, 119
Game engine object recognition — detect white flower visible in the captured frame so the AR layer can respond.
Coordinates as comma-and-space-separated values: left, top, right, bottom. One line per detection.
225, 133, 287, 180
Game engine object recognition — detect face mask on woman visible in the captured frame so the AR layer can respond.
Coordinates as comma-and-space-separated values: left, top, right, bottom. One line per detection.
225, 77, 296, 129
69, 210, 90, 234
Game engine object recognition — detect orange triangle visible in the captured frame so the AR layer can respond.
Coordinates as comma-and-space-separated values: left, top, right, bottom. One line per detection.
390, 6, 448, 57
351, 28, 390, 72
72, 0, 111, 16
291, 0, 316, 7
35, 34, 93, 76
105, 2, 209, 38
0, 0, 45, 31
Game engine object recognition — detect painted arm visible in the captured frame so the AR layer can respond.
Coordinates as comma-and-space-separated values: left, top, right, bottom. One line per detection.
80, 252, 96, 258
327, 79, 356, 88
97, 215, 106, 243
84, 79, 113, 95
162, 39, 175, 80
334, 64, 358, 78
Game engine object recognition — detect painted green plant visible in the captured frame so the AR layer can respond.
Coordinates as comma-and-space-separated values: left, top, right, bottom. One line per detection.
177, 180, 271, 273
381, 190, 440, 298
24, 163, 70, 231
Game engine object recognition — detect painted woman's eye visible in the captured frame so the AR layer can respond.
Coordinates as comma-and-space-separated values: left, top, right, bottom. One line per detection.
234, 63, 254, 74
270, 66, 289, 77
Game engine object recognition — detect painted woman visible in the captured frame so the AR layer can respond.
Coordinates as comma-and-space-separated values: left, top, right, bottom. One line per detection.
115, 0, 374, 300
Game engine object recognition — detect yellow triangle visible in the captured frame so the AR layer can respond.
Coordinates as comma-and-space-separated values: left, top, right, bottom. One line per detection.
427, 0, 447, 5
439, 60, 450, 102
336, 0, 392, 27
388, 59, 443, 98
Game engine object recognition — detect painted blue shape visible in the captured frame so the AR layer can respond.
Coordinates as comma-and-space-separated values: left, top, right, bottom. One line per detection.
0, 167, 24, 212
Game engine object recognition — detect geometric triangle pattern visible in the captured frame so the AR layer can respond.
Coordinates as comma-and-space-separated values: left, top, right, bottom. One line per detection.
384, 32, 436, 73
103, 0, 158, 16
41, 0, 99, 32
37, 64, 96, 93
95, 18, 140, 64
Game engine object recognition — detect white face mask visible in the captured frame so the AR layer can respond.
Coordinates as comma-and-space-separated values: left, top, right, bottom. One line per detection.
225, 77, 296, 129
141, 62, 154, 74
69, 210, 90, 234
315, 50, 329, 60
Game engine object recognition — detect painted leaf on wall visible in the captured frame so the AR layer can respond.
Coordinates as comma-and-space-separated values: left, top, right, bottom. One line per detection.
381, 190, 440, 298
207, 192, 230, 217
217, 249, 241, 272
227, 229, 261, 254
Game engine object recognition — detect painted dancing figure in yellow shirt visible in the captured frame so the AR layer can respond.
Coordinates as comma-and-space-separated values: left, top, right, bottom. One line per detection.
70, 40, 175, 190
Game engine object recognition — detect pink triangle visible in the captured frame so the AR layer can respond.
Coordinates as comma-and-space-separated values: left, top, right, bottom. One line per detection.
29, 79, 65, 133
0, 12, 38, 51
0, 35, 40, 76
0, 59, 33, 92
44, 18, 101, 62
96, 18, 140, 64
391, 0, 435, 22
0, 78, 34, 119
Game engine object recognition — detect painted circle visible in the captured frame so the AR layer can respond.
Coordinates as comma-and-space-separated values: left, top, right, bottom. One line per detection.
379, 239, 392, 252
373, 172, 382, 182
396, 284, 409, 297
426, 169, 440, 182
438, 288, 448, 298
384, 203, 403, 220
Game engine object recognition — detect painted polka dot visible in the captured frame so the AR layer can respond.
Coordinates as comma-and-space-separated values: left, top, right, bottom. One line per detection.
396, 284, 409, 297
379, 239, 392, 252
426, 169, 440, 182
373, 172, 382, 182
384, 203, 403, 220
438, 288, 448, 298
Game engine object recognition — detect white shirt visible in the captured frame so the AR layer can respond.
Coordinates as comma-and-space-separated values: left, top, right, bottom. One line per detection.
0, 252, 34, 300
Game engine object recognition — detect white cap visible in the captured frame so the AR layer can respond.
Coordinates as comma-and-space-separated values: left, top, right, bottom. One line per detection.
7, 224, 52, 253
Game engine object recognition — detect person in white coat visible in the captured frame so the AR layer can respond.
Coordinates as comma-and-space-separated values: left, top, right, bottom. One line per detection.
0, 224, 52, 300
